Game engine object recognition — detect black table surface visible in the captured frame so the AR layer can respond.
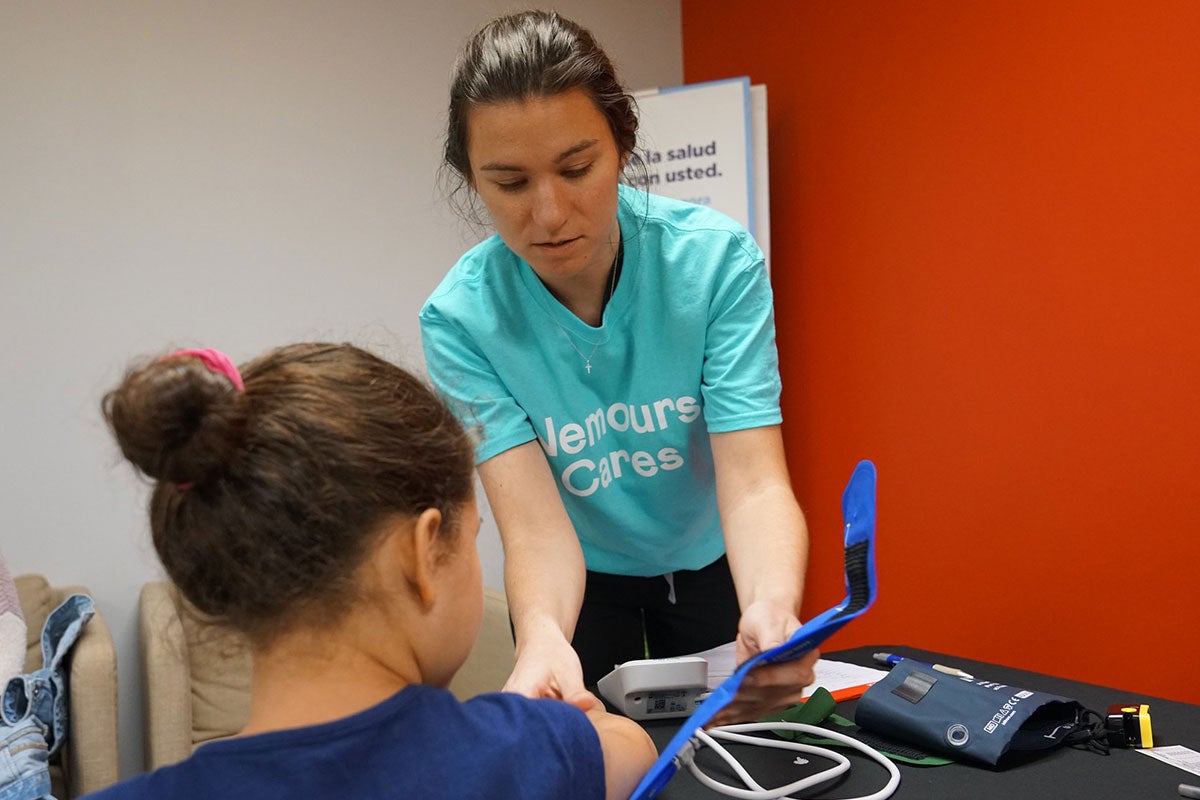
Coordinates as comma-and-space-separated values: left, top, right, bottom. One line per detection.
640, 645, 1200, 799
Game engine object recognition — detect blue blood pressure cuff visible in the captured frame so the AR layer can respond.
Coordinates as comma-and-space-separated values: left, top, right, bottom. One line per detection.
855, 660, 1094, 766
627, 460, 880, 800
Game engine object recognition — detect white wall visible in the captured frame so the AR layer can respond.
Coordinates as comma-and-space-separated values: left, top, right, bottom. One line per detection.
0, 0, 681, 779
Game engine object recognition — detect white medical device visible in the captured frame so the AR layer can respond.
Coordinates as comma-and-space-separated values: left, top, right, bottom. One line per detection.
597, 656, 709, 720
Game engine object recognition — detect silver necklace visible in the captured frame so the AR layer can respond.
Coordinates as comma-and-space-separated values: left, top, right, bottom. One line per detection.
541, 239, 622, 375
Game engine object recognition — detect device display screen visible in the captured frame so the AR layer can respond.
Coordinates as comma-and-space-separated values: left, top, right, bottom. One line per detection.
646, 689, 692, 715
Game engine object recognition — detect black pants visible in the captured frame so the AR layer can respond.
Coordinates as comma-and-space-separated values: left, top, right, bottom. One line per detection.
572, 555, 741, 687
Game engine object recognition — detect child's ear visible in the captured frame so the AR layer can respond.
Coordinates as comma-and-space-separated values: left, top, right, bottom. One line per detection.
379, 508, 443, 610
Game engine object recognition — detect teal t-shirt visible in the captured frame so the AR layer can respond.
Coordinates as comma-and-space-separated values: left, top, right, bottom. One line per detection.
420, 186, 782, 576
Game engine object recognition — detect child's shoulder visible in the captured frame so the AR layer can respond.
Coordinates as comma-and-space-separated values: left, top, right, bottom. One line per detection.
448, 691, 604, 761
455, 689, 592, 730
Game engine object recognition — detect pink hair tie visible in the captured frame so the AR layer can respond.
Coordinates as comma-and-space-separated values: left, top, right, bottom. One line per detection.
167, 348, 245, 391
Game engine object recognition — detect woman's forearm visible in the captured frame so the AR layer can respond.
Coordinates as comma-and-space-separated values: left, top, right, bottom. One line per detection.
711, 426, 809, 617
478, 440, 587, 645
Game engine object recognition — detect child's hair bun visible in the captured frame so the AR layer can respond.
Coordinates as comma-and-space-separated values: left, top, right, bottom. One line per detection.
103, 355, 247, 488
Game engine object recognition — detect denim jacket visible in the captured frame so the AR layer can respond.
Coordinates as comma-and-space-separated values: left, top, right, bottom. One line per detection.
0, 594, 94, 800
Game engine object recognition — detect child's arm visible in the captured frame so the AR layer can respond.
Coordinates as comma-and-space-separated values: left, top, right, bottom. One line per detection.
581, 697, 659, 800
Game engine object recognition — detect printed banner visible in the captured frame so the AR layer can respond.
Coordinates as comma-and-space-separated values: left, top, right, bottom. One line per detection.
630, 77, 770, 266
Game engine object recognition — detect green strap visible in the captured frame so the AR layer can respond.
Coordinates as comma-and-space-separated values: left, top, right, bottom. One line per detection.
759, 686, 840, 726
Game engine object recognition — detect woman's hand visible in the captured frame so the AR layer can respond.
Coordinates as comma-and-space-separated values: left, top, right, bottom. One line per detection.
708, 598, 818, 727
503, 629, 596, 711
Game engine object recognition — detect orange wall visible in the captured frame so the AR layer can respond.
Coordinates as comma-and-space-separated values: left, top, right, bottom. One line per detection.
681, 1, 1200, 703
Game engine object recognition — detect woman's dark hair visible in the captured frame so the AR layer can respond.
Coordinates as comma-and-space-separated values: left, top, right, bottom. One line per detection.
102, 343, 476, 646
442, 9, 646, 219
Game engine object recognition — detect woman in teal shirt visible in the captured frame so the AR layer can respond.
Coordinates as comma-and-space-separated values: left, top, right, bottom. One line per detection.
421, 10, 815, 725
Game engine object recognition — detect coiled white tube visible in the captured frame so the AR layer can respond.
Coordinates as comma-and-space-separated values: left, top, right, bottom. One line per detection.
679, 722, 900, 800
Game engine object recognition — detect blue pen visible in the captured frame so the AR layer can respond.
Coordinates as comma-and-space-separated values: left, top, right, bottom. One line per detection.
873, 651, 975, 680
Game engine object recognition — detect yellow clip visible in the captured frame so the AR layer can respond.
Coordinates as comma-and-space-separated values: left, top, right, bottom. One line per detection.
1137, 704, 1153, 748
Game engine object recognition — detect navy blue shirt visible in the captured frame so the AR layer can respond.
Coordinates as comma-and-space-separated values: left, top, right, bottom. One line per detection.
83, 686, 604, 800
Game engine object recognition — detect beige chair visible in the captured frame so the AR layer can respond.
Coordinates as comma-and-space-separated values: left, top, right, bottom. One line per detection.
448, 587, 519, 701
139, 581, 517, 771
14, 574, 120, 798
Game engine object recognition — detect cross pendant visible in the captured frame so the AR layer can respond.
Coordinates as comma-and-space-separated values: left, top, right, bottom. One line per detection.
585, 361, 592, 374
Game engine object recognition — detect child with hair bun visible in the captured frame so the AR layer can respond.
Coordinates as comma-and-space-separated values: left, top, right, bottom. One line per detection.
86, 344, 656, 800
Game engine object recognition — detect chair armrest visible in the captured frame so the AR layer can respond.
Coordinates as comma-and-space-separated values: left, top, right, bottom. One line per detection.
139, 581, 195, 771
54, 585, 119, 797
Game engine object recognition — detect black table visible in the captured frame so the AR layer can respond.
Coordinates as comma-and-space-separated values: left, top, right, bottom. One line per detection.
641, 645, 1200, 799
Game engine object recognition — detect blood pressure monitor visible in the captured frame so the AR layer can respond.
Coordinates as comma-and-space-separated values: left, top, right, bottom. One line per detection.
596, 656, 709, 720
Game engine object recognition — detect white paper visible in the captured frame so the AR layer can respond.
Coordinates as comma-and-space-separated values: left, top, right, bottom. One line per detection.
804, 659, 890, 698
1137, 744, 1200, 778
685, 641, 888, 695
